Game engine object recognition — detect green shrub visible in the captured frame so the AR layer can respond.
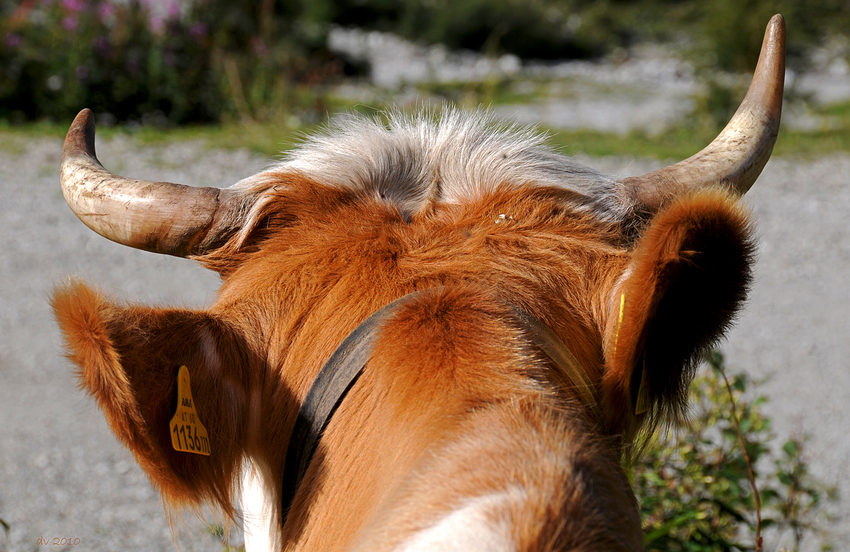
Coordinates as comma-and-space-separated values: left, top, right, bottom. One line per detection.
324, 0, 850, 71
633, 352, 832, 551
1, 0, 217, 123
4, 0, 850, 125
0, 0, 341, 124
698, 0, 850, 73
322, 0, 635, 60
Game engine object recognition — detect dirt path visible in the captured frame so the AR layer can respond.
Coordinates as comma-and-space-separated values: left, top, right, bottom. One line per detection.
1, 135, 846, 551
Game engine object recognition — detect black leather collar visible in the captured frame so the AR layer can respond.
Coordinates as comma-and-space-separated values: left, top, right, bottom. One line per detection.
280, 290, 429, 519
279, 289, 600, 522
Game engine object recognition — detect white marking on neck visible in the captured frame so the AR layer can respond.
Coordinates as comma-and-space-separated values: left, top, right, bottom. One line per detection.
241, 459, 279, 552
393, 490, 521, 552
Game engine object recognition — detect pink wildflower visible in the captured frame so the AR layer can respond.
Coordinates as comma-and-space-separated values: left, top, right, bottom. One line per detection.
149, 14, 165, 34
61, 0, 86, 12
98, 2, 115, 22
189, 22, 207, 40
62, 16, 78, 31
4, 33, 23, 49
166, 0, 180, 20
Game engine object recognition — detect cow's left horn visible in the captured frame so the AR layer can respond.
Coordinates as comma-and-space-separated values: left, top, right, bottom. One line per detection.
60, 109, 242, 257
620, 14, 785, 212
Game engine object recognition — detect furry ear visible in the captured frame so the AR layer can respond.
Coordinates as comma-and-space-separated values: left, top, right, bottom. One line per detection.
600, 190, 755, 440
51, 279, 255, 518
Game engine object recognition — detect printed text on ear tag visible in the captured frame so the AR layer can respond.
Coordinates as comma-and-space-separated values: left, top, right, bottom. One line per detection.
169, 365, 211, 455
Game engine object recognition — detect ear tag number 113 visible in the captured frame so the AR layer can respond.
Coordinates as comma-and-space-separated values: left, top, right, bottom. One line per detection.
169, 365, 211, 455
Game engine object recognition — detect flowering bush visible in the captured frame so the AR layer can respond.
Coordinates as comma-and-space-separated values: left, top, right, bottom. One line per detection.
3, 0, 849, 125
0, 0, 341, 124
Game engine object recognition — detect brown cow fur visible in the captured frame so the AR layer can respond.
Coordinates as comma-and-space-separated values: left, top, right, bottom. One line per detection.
601, 189, 755, 443
51, 281, 256, 520
53, 174, 754, 550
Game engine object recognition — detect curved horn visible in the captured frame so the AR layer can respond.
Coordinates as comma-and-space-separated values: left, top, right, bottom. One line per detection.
621, 14, 785, 212
60, 109, 242, 257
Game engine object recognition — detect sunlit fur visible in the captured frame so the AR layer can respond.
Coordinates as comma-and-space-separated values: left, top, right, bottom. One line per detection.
53, 110, 755, 551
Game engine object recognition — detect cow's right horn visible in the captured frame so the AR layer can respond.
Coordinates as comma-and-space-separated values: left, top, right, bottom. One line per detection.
620, 14, 785, 213
60, 109, 243, 257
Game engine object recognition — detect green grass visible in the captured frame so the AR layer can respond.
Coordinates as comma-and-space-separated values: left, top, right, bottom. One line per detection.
0, 117, 316, 157
416, 77, 551, 107
545, 126, 716, 161
205, 522, 244, 552
3, 99, 850, 160
546, 121, 850, 161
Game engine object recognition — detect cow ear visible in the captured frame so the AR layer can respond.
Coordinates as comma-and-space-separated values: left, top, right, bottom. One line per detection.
51, 280, 254, 518
600, 190, 755, 440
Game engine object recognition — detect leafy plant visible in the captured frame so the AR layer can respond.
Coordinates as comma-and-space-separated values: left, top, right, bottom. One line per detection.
0, 0, 342, 124
0, 517, 9, 552
632, 352, 833, 551
4, 0, 850, 126
1, 0, 216, 123
206, 522, 244, 552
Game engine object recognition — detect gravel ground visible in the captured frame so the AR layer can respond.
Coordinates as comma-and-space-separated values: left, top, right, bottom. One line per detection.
1, 130, 847, 552
0, 137, 266, 552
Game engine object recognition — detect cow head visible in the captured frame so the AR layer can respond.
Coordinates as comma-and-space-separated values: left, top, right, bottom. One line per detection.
52, 15, 784, 550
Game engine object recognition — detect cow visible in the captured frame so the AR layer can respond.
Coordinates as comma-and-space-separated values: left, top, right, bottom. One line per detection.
51, 15, 785, 552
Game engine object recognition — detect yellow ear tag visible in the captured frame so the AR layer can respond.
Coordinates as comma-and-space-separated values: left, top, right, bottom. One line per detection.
613, 292, 650, 415
612, 293, 626, 359
634, 354, 650, 415
169, 366, 211, 456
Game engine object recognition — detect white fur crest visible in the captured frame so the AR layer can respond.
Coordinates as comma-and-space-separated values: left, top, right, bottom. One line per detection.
229, 109, 631, 239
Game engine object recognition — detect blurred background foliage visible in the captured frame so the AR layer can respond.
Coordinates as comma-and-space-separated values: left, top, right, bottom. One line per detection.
0, 0, 344, 123
1, 0, 849, 124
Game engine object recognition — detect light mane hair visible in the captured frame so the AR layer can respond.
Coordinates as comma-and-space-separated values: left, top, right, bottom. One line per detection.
230, 109, 632, 238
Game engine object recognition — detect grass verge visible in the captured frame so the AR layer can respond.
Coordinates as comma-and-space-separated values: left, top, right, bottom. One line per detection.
2, 99, 850, 160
